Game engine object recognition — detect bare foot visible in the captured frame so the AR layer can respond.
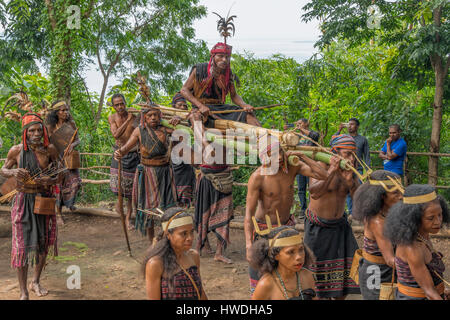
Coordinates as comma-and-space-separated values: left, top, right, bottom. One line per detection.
203, 242, 214, 254
56, 215, 65, 226
214, 255, 233, 264
19, 291, 29, 300
29, 281, 48, 297
126, 218, 134, 230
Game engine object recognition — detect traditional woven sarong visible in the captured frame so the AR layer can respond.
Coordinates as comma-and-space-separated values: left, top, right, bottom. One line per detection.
110, 145, 139, 199
133, 125, 177, 235
395, 252, 445, 300
49, 122, 82, 209
358, 237, 394, 300
194, 166, 233, 251
56, 169, 81, 208
11, 148, 58, 268
161, 265, 203, 300
304, 208, 360, 298
249, 214, 296, 296
171, 161, 196, 208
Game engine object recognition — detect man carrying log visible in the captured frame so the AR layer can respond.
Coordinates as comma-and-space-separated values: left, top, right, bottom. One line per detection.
114, 106, 178, 243
0, 113, 61, 300
244, 138, 328, 296
304, 134, 361, 300
108, 93, 140, 230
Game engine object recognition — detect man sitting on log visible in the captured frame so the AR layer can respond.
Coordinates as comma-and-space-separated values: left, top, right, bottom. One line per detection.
1, 113, 61, 300
108, 93, 140, 230
244, 137, 328, 296
114, 106, 178, 243
180, 42, 260, 127
304, 134, 361, 300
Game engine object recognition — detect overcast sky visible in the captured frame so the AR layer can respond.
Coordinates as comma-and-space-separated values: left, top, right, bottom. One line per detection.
3, 0, 322, 94
193, 0, 320, 41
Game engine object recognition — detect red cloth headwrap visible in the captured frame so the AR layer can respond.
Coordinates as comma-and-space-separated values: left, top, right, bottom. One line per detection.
21, 112, 49, 151
205, 42, 233, 103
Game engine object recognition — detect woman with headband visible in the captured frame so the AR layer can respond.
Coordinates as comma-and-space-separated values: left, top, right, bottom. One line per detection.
249, 226, 317, 300
384, 184, 449, 300
352, 170, 403, 299
143, 207, 207, 300
46, 100, 81, 225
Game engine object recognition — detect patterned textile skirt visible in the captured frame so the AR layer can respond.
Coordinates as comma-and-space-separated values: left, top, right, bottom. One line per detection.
304, 208, 360, 298
194, 166, 233, 251
56, 169, 81, 208
10, 192, 57, 268
110, 146, 139, 199
172, 162, 195, 208
132, 164, 177, 235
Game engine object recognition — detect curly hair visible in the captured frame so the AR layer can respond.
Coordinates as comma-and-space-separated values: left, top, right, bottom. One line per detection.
248, 226, 315, 276
352, 170, 401, 223
384, 184, 449, 245
45, 100, 72, 128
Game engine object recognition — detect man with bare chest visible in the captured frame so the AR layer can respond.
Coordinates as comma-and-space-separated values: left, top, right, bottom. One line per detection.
108, 93, 140, 229
0, 113, 61, 300
244, 140, 328, 295
304, 134, 361, 300
114, 107, 177, 243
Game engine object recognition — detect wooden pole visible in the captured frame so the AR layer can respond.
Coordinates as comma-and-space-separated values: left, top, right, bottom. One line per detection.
117, 160, 132, 255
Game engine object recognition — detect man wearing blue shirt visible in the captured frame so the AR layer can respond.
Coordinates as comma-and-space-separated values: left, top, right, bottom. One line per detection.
379, 124, 407, 176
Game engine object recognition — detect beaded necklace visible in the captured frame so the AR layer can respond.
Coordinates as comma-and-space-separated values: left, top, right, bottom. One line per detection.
275, 269, 304, 300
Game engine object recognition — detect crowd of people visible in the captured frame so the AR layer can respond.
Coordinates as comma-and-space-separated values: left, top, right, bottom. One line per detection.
1, 37, 448, 302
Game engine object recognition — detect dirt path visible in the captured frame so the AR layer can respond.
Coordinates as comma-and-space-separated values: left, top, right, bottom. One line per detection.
1, 210, 449, 300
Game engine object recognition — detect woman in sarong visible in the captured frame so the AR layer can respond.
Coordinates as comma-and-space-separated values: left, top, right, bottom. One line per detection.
46, 101, 82, 224
352, 170, 403, 300
143, 207, 207, 300
249, 226, 318, 300
384, 184, 449, 300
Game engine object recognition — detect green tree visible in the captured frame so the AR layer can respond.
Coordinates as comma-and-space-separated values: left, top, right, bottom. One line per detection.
1, 0, 209, 129
302, 0, 449, 185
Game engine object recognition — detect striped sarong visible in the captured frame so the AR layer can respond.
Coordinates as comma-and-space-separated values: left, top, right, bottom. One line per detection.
110, 145, 139, 199
194, 166, 233, 251
132, 164, 177, 235
304, 208, 360, 298
11, 148, 58, 268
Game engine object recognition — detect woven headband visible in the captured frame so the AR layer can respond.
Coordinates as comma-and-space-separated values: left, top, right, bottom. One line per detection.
49, 101, 67, 111
269, 229, 303, 248
369, 179, 401, 186
403, 191, 437, 205
162, 211, 192, 233
369, 176, 404, 193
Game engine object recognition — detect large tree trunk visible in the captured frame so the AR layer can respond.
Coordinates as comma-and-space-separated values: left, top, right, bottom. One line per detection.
428, 64, 445, 186
428, 7, 447, 186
